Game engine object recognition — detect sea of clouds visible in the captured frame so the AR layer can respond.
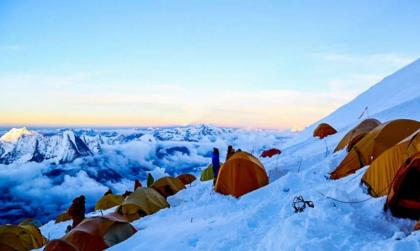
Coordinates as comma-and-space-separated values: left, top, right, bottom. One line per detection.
0, 126, 290, 224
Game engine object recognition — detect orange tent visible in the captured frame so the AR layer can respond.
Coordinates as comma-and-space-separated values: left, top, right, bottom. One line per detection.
215, 151, 269, 198
260, 148, 281, 158
386, 153, 420, 220
362, 129, 420, 197
415, 220, 420, 231
334, 118, 381, 152
330, 119, 420, 179
313, 123, 337, 139
176, 174, 196, 186
151, 176, 186, 198
44, 213, 136, 251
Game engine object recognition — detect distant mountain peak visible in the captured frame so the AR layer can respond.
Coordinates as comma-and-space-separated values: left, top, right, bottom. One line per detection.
0, 127, 37, 143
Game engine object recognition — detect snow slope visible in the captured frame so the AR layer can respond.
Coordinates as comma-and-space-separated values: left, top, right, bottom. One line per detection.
38, 59, 420, 250
289, 58, 420, 146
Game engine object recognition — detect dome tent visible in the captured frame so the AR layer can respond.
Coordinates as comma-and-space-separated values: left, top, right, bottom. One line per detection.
44, 213, 136, 251
176, 173, 196, 186
0, 222, 47, 251
116, 187, 169, 222
200, 164, 214, 181
362, 129, 420, 197
151, 176, 186, 198
386, 153, 420, 220
260, 148, 281, 158
55, 211, 72, 223
313, 123, 337, 139
330, 119, 420, 180
95, 194, 124, 211
215, 151, 269, 198
334, 118, 381, 152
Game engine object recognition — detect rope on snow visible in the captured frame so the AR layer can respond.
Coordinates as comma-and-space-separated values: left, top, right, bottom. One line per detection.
316, 190, 372, 204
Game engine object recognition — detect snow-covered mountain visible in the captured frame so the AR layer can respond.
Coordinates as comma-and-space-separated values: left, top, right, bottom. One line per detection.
0, 128, 92, 164
0, 127, 36, 143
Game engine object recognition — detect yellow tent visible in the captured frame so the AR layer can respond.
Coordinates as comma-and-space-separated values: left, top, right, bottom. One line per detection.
330, 119, 420, 179
0, 223, 47, 251
55, 211, 72, 223
151, 176, 186, 198
95, 194, 124, 211
116, 187, 169, 222
334, 118, 381, 152
362, 129, 420, 197
200, 164, 214, 181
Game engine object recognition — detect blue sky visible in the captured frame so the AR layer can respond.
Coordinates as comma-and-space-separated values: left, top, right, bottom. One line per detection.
0, 1, 419, 129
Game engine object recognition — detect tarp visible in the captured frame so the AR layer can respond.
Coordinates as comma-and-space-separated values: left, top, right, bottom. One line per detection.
330, 119, 420, 179
95, 194, 124, 211
215, 151, 269, 197
45, 213, 136, 251
151, 176, 186, 198
117, 187, 169, 222
362, 129, 420, 197
313, 123, 337, 139
334, 118, 381, 152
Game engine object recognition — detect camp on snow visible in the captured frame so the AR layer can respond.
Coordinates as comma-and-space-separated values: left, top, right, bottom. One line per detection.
334, 118, 381, 153
313, 123, 337, 139
330, 119, 420, 179
44, 213, 136, 251
0, 222, 47, 251
215, 151, 269, 198
362, 129, 420, 197
116, 187, 169, 222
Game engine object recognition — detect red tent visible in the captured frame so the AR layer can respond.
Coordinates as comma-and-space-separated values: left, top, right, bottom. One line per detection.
260, 148, 281, 158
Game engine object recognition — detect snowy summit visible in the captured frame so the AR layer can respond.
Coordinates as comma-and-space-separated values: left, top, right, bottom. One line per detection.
0, 127, 36, 143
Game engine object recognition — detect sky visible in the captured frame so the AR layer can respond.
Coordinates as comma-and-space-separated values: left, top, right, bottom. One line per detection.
0, 1, 419, 130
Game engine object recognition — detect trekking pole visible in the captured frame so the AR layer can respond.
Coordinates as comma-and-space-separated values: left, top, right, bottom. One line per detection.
297, 158, 303, 173
324, 138, 329, 157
